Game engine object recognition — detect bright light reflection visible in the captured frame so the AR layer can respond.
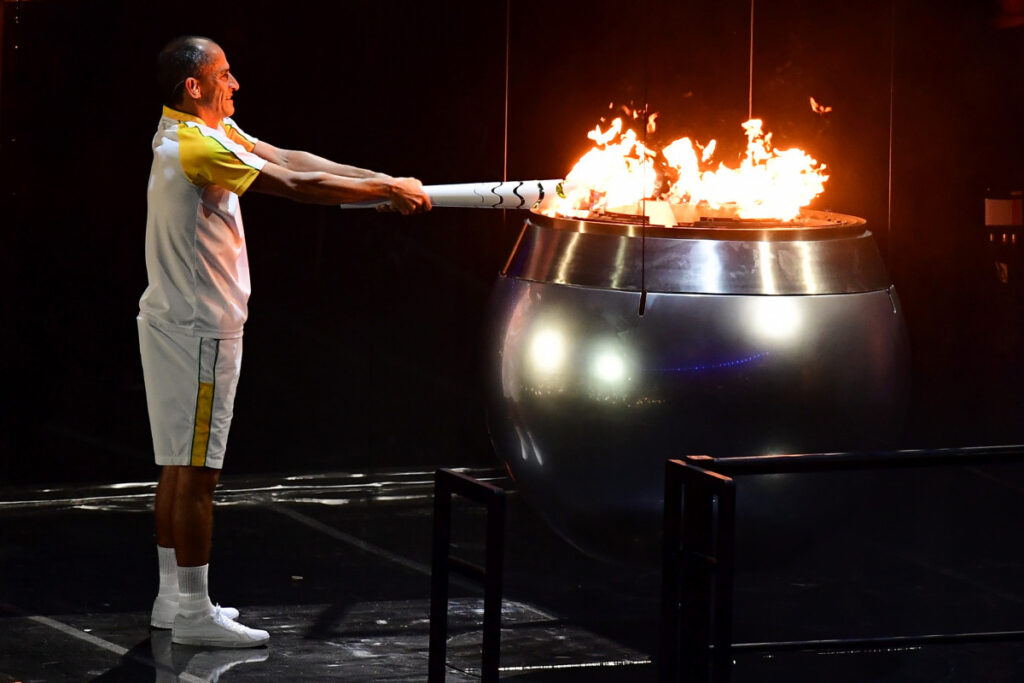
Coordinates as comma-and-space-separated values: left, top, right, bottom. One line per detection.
556, 233, 581, 284
758, 241, 777, 295
530, 328, 566, 373
514, 425, 544, 466
527, 430, 544, 466
697, 240, 723, 292
797, 242, 818, 294
593, 350, 626, 383
752, 297, 802, 341
515, 426, 530, 461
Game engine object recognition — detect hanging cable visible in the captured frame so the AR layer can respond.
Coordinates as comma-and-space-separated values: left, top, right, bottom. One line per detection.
748, 0, 755, 119
639, 99, 649, 317
503, 0, 511, 185
639, 0, 649, 317
500, 0, 512, 238
887, 0, 896, 263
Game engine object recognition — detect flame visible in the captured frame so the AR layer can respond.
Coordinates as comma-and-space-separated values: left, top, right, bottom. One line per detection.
810, 97, 832, 114
554, 117, 658, 218
549, 113, 829, 222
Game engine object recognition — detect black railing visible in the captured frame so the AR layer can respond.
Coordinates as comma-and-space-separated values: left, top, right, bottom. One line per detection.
661, 458, 735, 683
688, 444, 1024, 475
428, 468, 507, 683
661, 445, 1024, 683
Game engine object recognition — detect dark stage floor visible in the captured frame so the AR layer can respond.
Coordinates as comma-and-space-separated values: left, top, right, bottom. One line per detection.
4, 462, 1024, 682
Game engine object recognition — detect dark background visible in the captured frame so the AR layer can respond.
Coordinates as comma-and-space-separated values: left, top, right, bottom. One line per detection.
2, 0, 1023, 488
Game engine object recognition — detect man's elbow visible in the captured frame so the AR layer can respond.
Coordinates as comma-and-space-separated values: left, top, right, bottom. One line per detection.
276, 148, 298, 169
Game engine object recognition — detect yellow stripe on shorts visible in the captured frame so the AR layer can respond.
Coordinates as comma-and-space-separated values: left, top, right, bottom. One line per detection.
191, 381, 215, 467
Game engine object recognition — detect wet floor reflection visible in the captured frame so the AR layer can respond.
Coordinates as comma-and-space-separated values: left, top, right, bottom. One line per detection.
5, 465, 1024, 681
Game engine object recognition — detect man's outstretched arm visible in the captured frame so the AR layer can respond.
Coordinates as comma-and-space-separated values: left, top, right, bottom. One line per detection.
248, 161, 431, 215
253, 141, 388, 180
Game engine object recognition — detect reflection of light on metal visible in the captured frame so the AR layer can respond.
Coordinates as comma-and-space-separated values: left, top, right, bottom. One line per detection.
556, 233, 581, 284
751, 297, 802, 341
593, 350, 626, 382
758, 241, 777, 294
528, 430, 544, 466
696, 240, 722, 292
515, 426, 530, 461
658, 351, 769, 373
515, 425, 544, 466
797, 242, 818, 294
530, 328, 566, 373
611, 237, 628, 289
501, 295, 533, 400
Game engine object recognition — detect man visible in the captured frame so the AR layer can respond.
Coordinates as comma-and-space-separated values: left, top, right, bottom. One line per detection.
138, 35, 431, 648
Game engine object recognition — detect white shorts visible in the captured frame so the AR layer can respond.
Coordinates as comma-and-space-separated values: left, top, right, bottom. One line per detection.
137, 316, 242, 469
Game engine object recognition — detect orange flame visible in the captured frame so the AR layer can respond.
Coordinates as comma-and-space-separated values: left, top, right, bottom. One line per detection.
549, 114, 829, 223
554, 117, 659, 218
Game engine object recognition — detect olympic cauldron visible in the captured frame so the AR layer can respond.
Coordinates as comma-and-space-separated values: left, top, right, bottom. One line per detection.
483, 206, 909, 561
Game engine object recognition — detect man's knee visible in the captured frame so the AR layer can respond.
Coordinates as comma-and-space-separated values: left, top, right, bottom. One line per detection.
174, 465, 221, 500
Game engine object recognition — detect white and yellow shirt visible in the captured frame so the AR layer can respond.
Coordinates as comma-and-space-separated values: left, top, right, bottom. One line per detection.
139, 106, 267, 338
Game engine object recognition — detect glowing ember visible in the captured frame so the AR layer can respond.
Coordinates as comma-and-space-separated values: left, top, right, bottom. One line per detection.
810, 97, 832, 115
548, 112, 829, 223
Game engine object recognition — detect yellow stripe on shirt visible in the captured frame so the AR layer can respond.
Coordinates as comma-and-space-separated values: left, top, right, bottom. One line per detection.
223, 118, 257, 152
178, 123, 263, 196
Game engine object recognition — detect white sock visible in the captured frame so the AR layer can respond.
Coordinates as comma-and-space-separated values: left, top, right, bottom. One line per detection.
177, 564, 214, 616
157, 546, 178, 599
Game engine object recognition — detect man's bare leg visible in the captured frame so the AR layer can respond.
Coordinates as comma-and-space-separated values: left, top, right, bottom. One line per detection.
151, 466, 181, 628
169, 465, 220, 566
155, 464, 221, 562
167, 465, 220, 621
155, 465, 178, 548
158, 464, 268, 646
151, 465, 239, 630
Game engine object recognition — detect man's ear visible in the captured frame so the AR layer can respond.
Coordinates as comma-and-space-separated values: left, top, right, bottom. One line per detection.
184, 76, 201, 100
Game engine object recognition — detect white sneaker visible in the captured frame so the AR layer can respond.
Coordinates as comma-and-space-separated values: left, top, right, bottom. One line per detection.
171, 606, 269, 648
151, 595, 240, 629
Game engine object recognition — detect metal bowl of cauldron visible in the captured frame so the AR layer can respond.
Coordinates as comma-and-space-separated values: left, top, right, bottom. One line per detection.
483, 207, 910, 562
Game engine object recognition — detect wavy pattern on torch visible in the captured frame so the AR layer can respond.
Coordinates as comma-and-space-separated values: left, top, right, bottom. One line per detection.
512, 181, 525, 208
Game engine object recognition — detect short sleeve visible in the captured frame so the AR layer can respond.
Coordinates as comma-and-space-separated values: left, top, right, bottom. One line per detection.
178, 123, 267, 195
223, 117, 258, 152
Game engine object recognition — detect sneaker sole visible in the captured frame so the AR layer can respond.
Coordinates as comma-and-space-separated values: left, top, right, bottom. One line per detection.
171, 635, 269, 648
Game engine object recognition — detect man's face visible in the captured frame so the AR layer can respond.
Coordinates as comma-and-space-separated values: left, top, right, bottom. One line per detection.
194, 43, 239, 122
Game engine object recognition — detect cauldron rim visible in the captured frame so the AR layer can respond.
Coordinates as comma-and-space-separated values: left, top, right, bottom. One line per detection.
530, 207, 866, 242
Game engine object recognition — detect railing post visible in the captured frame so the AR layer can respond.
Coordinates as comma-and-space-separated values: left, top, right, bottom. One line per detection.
661, 458, 736, 683
711, 479, 736, 682
680, 461, 714, 682
482, 488, 506, 682
428, 471, 454, 682
661, 459, 685, 682
428, 468, 506, 682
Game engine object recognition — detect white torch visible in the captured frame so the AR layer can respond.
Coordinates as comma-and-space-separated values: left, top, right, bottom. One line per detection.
340, 179, 565, 210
